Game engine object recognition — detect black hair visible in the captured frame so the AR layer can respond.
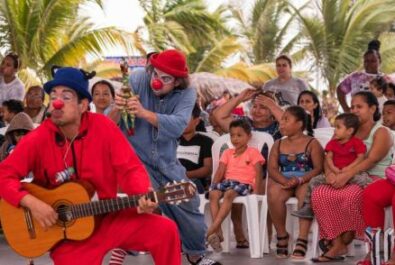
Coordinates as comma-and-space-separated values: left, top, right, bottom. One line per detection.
191, 103, 201, 119
364, 40, 381, 62
4, 52, 21, 69
229, 119, 252, 135
369, 76, 387, 92
91, 80, 115, 98
384, 99, 395, 108
297, 90, 323, 129
335, 113, 360, 136
26, 85, 45, 101
2, 100, 24, 114
285, 105, 314, 136
385, 83, 395, 96
275, 54, 292, 68
353, 91, 381, 121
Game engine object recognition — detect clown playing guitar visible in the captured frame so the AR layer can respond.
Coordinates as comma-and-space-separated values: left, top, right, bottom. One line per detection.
0, 66, 182, 265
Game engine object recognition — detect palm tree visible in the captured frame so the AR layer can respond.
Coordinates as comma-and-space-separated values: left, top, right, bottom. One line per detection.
215, 62, 277, 88
138, 0, 239, 73
229, 0, 305, 64
379, 32, 395, 73
0, 0, 134, 82
289, 0, 395, 94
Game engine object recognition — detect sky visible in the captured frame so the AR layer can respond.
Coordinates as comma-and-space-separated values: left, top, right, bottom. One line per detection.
80, 0, 252, 56
81, 0, 244, 31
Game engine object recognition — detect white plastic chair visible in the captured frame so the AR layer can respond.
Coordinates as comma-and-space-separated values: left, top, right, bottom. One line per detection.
197, 131, 220, 142
199, 131, 274, 258
271, 128, 334, 258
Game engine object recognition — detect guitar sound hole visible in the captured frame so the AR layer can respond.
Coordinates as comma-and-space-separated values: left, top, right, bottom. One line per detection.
54, 202, 75, 227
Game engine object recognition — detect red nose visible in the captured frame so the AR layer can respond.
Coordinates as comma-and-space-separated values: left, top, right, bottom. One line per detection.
152, 79, 163, 90
53, 99, 64, 110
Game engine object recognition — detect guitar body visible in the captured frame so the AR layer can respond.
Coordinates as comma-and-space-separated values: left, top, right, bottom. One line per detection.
0, 182, 95, 258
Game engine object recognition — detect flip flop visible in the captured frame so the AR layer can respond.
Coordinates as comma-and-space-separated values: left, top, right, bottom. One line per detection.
311, 254, 345, 263
207, 233, 223, 252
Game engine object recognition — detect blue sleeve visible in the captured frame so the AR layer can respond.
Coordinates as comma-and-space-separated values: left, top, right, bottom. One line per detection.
156, 88, 197, 140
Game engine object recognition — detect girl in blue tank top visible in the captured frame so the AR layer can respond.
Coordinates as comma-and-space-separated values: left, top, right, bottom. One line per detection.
267, 105, 324, 259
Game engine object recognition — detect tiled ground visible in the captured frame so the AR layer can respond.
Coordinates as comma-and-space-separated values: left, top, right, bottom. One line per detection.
0, 236, 365, 265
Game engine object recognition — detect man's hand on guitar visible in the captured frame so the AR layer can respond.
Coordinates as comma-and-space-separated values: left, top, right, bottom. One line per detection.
137, 195, 158, 214
20, 194, 58, 229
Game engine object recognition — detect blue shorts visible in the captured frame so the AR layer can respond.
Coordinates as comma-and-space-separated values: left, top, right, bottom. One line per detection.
210, 179, 252, 196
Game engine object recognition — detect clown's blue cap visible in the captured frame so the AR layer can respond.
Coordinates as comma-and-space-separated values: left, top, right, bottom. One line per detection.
44, 67, 94, 102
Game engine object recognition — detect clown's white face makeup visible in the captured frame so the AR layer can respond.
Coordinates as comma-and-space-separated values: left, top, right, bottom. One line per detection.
150, 68, 177, 96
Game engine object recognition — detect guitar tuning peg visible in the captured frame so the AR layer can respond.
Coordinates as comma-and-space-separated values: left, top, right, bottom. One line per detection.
173, 180, 177, 184
181, 179, 186, 183
184, 199, 189, 202
176, 201, 181, 205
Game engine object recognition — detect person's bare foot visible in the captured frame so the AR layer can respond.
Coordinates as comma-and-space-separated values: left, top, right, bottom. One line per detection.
319, 243, 346, 259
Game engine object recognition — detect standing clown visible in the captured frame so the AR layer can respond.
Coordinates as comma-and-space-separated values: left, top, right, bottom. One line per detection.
111, 50, 221, 265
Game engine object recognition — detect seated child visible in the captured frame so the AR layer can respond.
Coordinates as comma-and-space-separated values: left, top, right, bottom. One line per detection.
292, 113, 371, 219
207, 119, 264, 252
382, 100, 395, 131
385, 82, 395, 100
177, 103, 214, 193
369, 77, 388, 112
0, 112, 34, 161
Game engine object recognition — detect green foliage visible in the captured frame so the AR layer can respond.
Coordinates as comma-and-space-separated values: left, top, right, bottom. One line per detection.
290, 0, 395, 94
229, 0, 304, 64
0, 0, 132, 81
139, 0, 234, 73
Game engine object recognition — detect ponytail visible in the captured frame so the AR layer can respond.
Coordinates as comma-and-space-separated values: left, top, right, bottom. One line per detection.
285, 106, 314, 137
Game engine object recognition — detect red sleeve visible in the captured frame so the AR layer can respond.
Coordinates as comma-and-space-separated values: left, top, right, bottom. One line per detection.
0, 135, 37, 207
108, 121, 151, 195
325, 139, 336, 152
353, 137, 367, 154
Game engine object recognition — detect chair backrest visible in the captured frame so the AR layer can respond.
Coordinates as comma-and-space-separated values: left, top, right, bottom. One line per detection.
211, 131, 274, 178
197, 131, 220, 142
313, 127, 334, 148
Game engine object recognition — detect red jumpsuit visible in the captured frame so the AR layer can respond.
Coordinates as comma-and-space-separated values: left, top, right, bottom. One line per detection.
0, 112, 180, 265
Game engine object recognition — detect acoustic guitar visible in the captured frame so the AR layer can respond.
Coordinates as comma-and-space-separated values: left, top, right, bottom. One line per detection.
0, 181, 195, 258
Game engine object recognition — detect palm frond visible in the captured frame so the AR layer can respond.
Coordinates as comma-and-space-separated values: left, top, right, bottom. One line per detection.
194, 36, 241, 73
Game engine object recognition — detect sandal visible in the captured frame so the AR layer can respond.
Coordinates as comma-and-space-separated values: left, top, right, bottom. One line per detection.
207, 233, 223, 252
275, 233, 289, 258
311, 254, 345, 263
291, 238, 308, 260
318, 239, 332, 253
236, 239, 249, 249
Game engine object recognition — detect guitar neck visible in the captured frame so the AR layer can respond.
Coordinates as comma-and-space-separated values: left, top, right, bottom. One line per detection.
69, 192, 157, 220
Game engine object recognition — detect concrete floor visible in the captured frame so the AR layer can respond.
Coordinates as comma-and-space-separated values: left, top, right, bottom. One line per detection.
0, 236, 366, 265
